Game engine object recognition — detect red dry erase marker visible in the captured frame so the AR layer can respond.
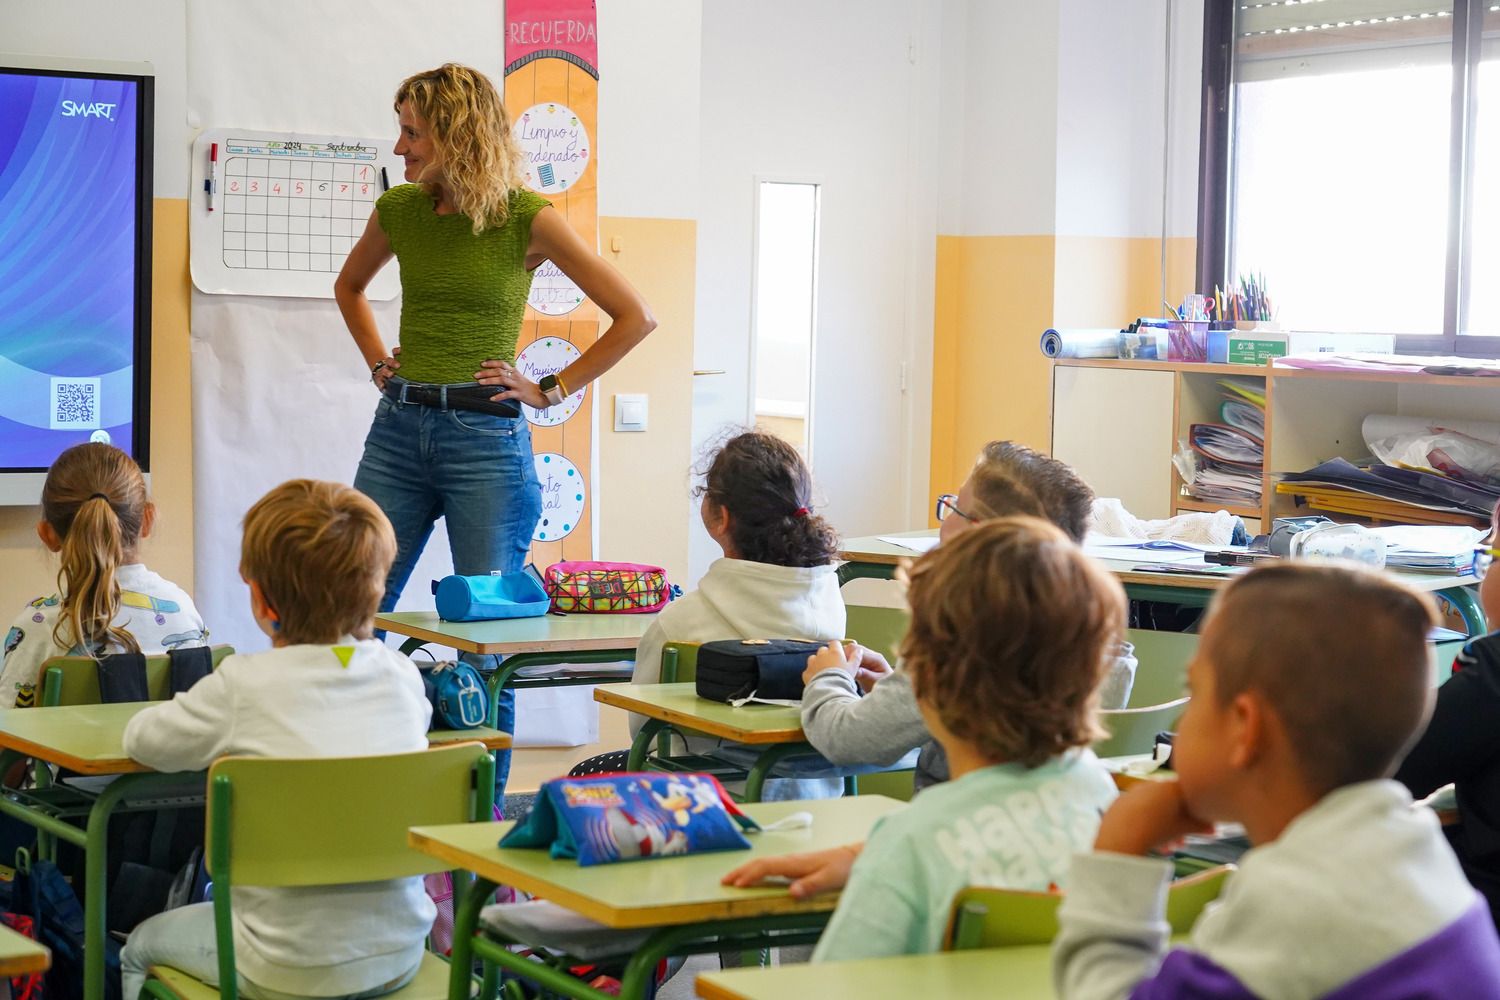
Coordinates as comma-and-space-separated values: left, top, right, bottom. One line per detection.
207, 142, 219, 212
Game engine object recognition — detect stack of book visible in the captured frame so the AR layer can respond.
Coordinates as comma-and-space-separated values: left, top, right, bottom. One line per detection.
1183, 378, 1265, 508
1277, 458, 1497, 529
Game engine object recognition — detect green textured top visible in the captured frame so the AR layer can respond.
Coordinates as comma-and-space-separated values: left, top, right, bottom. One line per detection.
376, 184, 552, 384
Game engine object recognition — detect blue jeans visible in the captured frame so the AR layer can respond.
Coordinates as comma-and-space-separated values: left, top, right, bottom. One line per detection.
353, 385, 543, 800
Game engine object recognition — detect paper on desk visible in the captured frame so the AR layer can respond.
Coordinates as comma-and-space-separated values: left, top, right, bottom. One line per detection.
1083, 535, 1217, 565
876, 535, 940, 553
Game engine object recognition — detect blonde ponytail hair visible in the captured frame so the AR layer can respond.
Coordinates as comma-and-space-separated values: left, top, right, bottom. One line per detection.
41, 444, 149, 656
395, 64, 529, 235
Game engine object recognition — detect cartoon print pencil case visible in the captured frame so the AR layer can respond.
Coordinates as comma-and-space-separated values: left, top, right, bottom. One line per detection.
499, 773, 757, 865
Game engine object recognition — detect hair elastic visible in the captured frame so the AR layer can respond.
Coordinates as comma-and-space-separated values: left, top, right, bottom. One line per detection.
793, 507, 810, 518
89, 493, 109, 502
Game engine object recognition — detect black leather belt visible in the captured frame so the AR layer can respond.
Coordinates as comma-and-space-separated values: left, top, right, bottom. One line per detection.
384, 381, 521, 418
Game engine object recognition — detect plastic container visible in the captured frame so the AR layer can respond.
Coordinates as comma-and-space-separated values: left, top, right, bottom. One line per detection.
1167, 319, 1210, 362
1287, 522, 1386, 570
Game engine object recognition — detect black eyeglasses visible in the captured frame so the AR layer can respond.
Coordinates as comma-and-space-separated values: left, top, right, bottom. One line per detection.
935, 493, 978, 524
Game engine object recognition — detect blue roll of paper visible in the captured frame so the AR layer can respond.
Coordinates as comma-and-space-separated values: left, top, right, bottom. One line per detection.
1039, 328, 1120, 359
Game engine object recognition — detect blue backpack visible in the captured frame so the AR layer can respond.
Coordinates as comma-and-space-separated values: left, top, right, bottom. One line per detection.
419, 661, 490, 729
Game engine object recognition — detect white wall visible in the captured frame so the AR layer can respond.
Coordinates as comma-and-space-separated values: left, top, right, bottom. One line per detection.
3, 0, 189, 194
690, 0, 941, 579
596, 0, 701, 220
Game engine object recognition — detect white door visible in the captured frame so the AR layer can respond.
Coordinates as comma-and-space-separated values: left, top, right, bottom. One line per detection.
690, 0, 939, 582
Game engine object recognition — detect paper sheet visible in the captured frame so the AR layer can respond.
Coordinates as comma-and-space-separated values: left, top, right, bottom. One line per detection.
876, 535, 939, 553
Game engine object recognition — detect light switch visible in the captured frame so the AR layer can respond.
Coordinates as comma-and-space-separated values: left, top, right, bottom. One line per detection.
614, 393, 648, 432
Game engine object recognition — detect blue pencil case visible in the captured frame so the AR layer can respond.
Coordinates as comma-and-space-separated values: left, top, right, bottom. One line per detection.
500, 773, 758, 865
432, 571, 551, 622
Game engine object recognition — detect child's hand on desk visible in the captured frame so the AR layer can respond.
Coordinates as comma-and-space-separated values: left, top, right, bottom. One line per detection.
853, 648, 893, 693
803, 640, 857, 686
1094, 780, 1214, 857
721, 843, 863, 900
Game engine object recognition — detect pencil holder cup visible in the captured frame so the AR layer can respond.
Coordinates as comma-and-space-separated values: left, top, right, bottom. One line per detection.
1167, 320, 1210, 362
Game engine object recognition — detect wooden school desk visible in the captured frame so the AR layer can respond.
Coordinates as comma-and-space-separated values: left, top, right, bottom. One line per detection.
0, 923, 49, 978
376, 611, 655, 725
697, 945, 1057, 1000
408, 795, 904, 1000
0, 702, 506, 1000
593, 683, 820, 801
838, 531, 1488, 635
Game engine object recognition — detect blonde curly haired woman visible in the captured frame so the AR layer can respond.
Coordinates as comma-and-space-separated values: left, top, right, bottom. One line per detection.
336, 64, 655, 797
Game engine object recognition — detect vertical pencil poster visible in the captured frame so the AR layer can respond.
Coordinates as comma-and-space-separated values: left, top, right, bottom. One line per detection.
506, 0, 599, 565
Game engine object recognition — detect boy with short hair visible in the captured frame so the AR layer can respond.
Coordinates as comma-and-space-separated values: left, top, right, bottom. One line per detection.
1054, 563, 1500, 998
120, 480, 435, 1000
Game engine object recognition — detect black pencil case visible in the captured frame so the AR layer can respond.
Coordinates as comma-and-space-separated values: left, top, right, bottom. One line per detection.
694, 639, 824, 703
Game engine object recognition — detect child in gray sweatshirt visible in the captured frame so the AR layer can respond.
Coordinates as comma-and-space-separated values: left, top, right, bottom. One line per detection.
801, 441, 1096, 791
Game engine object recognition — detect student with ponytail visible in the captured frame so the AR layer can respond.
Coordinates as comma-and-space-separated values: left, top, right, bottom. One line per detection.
0, 443, 207, 708
629, 430, 844, 800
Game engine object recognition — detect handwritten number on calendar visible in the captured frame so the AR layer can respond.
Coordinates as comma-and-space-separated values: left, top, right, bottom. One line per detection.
295, 182, 304, 195
360, 184, 369, 195
229, 180, 240, 193
360, 166, 369, 180
272, 183, 281, 194
318, 182, 328, 193
340, 184, 349, 194
250, 181, 258, 193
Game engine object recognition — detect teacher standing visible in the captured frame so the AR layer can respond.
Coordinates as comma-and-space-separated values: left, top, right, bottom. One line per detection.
335, 64, 656, 797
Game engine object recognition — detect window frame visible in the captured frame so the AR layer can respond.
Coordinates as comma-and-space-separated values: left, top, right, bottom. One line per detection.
1196, 0, 1500, 357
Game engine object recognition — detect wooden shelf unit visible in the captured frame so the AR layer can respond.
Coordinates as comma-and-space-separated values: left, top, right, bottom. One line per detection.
1052, 358, 1500, 531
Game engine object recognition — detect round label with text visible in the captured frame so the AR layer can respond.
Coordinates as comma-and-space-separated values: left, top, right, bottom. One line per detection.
527, 258, 586, 316
514, 103, 591, 194
533, 452, 585, 542
517, 337, 585, 426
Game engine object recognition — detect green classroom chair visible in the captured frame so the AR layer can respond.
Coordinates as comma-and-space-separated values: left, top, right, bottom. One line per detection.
843, 605, 909, 662
141, 743, 496, 1000
944, 864, 1233, 950
39, 645, 235, 707
1094, 697, 1190, 759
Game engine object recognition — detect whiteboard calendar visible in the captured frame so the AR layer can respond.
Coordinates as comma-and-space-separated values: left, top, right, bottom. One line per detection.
189, 128, 404, 299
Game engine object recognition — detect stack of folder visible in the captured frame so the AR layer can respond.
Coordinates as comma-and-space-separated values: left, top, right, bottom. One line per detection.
1277, 458, 1498, 529
1184, 378, 1265, 507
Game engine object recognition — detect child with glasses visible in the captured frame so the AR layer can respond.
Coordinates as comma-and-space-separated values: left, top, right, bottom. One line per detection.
733, 517, 1124, 961
800, 441, 1098, 795
1395, 498, 1500, 928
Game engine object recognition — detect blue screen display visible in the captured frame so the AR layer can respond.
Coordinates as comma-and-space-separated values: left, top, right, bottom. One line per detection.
0, 70, 142, 471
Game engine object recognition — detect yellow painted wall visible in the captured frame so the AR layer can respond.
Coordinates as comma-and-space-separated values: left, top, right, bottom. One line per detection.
928, 233, 1195, 519
0, 198, 196, 617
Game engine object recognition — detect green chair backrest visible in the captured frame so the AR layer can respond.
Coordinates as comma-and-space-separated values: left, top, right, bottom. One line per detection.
946, 864, 1233, 950
661, 642, 700, 683
844, 605, 909, 662
205, 744, 493, 1000
40, 645, 234, 707
207, 743, 494, 887
1123, 629, 1195, 707
1094, 697, 1189, 759
850, 767, 916, 802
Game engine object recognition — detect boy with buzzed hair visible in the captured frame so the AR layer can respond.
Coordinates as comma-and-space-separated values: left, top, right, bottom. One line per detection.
1054, 562, 1500, 999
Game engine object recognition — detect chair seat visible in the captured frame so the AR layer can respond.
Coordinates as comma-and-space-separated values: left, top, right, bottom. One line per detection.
147, 951, 454, 1000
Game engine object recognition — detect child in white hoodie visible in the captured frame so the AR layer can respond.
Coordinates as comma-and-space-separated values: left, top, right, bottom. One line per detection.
629, 430, 845, 800
120, 480, 434, 1000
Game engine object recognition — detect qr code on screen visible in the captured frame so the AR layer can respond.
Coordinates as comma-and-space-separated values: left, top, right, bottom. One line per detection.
50, 378, 101, 430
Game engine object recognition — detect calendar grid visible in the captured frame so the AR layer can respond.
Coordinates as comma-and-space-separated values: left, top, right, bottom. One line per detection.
220, 154, 381, 273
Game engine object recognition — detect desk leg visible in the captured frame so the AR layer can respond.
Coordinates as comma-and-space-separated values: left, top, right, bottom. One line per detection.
83, 773, 159, 1000
627, 720, 667, 772
450, 875, 498, 1000
743, 743, 816, 803
1438, 586, 1488, 637
472, 913, 827, 1000
837, 562, 896, 587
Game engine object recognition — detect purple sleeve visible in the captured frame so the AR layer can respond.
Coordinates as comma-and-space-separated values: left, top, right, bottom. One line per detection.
1128, 949, 1259, 1000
